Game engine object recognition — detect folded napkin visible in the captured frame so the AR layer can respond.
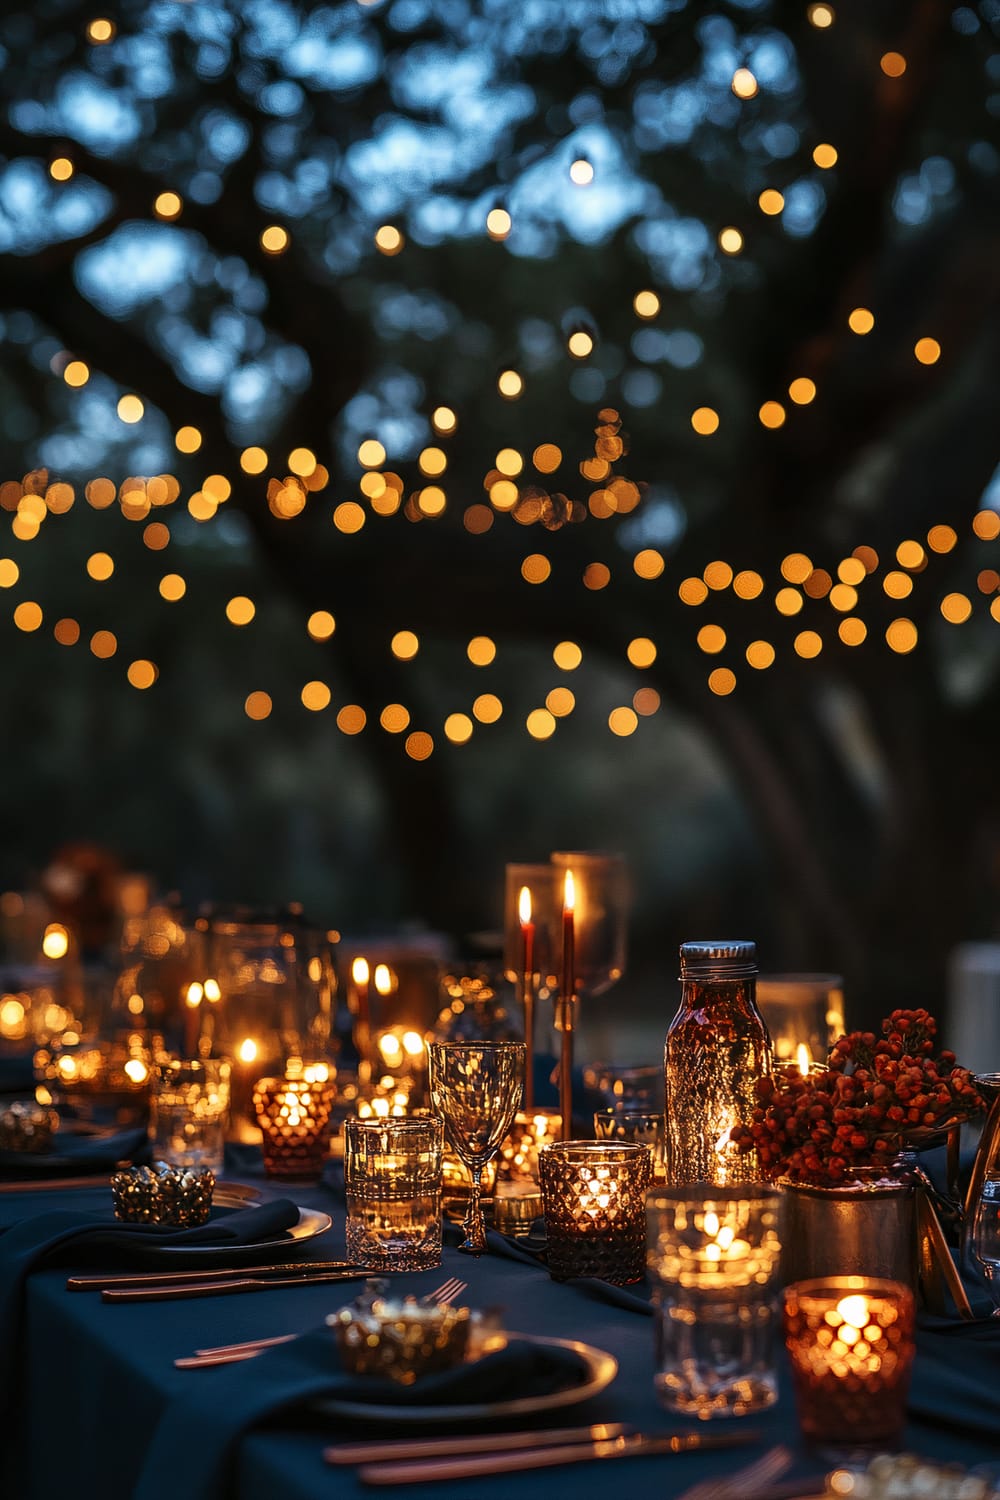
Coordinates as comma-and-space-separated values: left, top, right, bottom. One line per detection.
0, 1124, 150, 1175
0, 1199, 301, 1412
912, 1312, 1000, 1439
133, 1326, 594, 1500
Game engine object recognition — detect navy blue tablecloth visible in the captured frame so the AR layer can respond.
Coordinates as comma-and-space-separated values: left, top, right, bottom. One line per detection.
2, 1161, 1000, 1500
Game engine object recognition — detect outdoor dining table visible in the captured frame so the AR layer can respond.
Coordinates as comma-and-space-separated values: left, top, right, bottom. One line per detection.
2, 1160, 1000, 1500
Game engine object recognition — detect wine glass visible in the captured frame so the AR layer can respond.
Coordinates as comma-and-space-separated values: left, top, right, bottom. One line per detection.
426, 1040, 525, 1256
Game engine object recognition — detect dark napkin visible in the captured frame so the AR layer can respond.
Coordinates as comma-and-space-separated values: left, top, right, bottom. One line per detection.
133, 1325, 594, 1500
0, 1199, 301, 1412
0, 1124, 150, 1175
0, 1055, 36, 1096
910, 1309, 1000, 1439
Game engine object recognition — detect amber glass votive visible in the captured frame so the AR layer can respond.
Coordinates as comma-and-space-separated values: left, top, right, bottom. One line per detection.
783, 1276, 916, 1450
498, 1108, 563, 1184
539, 1140, 651, 1284
252, 1075, 335, 1179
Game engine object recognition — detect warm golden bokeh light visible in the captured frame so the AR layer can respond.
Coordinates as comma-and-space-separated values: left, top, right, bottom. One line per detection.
880, 51, 907, 77
391, 630, 419, 660
497, 370, 523, 398
463, 504, 494, 533
837, 557, 866, 585
358, 439, 386, 468
545, 687, 575, 717
609, 706, 638, 737
486, 207, 511, 240
708, 668, 736, 696
225, 596, 255, 626
886, 618, 918, 654
50, 157, 74, 181
758, 189, 784, 216
175, 426, 202, 453
812, 144, 838, 169
896, 539, 926, 570
926, 524, 957, 553
731, 68, 758, 99
838, 617, 867, 646
627, 637, 657, 668
301, 680, 332, 710
241, 446, 268, 474
794, 630, 823, 659
691, 406, 720, 435
807, 3, 835, 25
526, 708, 556, 740
63, 360, 89, 387
775, 587, 804, 616
977, 569, 1000, 594
154, 192, 182, 220
444, 712, 473, 744
679, 577, 709, 606
13, 602, 43, 633
940, 593, 972, 624
883, 571, 913, 599
633, 290, 660, 319
0, 559, 19, 588
852, 545, 879, 573
746, 640, 775, 669
569, 158, 594, 185
788, 377, 817, 404
633, 549, 665, 580
583, 562, 611, 590
521, 553, 551, 584
914, 337, 941, 366
307, 610, 335, 641
733, 570, 764, 600
973, 511, 1000, 541
54, 618, 80, 645
117, 395, 144, 424
633, 687, 660, 715
567, 330, 594, 358
828, 583, 857, 612
431, 406, 457, 435
718, 226, 743, 255
553, 640, 582, 671
697, 624, 727, 654
848, 307, 875, 335
86, 17, 115, 42
467, 636, 496, 666
90, 630, 117, 658
337, 705, 366, 734
781, 553, 813, 584
374, 225, 404, 255
244, 691, 272, 720
127, 659, 157, 690
703, 560, 733, 591
159, 573, 186, 602
333, 501, 366, 533
759, 400, 786, 428
473, 694, 503, 723
405, 731, 434, 760
143, 522, 169, 551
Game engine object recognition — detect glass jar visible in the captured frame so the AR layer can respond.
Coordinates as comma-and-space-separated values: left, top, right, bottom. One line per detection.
664, 939, 772, 1186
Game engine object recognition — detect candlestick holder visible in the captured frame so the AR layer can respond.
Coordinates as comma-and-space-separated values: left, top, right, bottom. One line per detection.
503, 863, 558, 1113
539, 1139, 650, 1284
252, 1073, 335, 1180
783, 1275, 916, 1452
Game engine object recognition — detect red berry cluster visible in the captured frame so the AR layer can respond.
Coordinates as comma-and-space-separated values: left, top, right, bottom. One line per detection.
733, 1008, 983, 1186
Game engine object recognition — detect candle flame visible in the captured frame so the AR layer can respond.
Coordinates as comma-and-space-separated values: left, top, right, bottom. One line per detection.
796, 1043, 811, 1076
563, 869, 575, 914
185, 982, 203, 1008
373, 963, 393, 996
836, 1295, 870, 1329
518, 885, 532, 925
238, 1037, 258, 1064
352, 956, 369, 986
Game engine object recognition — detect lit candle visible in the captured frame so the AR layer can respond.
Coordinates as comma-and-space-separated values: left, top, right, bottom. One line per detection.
519, 885, 535, 1109
253, 1073, 335, 1180
796, 1043, 811, 1076
559, 870, 575, 1139
352, 956, 372, 1087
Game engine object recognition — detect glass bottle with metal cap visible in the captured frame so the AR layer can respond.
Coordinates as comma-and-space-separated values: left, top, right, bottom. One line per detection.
664, 940, 772, 1186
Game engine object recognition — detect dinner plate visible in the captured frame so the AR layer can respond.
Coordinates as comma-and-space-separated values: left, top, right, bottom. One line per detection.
150, 1203, 332, 1257
315, 1334, 617, 1424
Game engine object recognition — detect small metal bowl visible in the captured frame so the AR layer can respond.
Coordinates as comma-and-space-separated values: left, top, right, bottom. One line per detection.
111, 1160, 215, 1226
328, 1281, 472, 1385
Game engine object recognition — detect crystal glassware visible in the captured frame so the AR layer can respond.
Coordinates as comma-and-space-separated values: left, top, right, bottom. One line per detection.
252, 1070, 335, 1180
647, 1184, 784, 1417
426, 1040, 525, 1256
594, 1106, 667, 1181
151, 1058, 230, 1174
344, 1115, 444, 1270
539, 1139, 651, 1284
755, 973, 845, 1069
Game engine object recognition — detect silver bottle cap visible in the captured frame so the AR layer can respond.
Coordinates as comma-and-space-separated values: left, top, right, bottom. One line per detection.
679, 939, 757, 980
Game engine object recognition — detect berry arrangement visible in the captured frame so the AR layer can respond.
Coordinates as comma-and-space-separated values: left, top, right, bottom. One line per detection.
733, 1008, 984, 1186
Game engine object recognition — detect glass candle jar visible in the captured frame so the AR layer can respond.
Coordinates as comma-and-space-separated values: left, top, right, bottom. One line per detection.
539, 1139, 650, 1284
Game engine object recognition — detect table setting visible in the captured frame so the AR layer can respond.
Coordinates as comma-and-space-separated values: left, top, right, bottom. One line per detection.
2, 862, 1000, 1500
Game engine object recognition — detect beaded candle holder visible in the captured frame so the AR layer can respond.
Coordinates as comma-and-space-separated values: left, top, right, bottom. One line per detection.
539, 1139, 651, 1284
783, 1275, 916, 1450
252, 1074, 335, 1180
111, 1161, 215, 1226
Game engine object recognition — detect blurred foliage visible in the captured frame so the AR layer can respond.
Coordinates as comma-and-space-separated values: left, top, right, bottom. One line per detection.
1, 0, 999, 1022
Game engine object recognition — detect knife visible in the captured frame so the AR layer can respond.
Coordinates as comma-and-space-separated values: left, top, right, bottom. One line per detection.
357, 1429, 759, 1485
69, 1260, 362, 1291
102, 1268, 371, 1302
326, 1424, 633, 1465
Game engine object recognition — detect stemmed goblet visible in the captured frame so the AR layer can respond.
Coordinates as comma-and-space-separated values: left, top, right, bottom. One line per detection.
426, 1040, 525, 1256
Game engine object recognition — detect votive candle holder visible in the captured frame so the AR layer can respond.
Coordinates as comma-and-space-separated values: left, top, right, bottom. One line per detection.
594, 1107, 667, 1182
539, 1139, 650, 1284
252, 1074, 335, 1180
783, 1275, 916, 1450
498, 1108, 563, 1184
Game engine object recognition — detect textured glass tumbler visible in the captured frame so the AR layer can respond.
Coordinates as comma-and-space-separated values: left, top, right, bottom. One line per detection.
252, 1075, 334, 1180
345, 1115, 444, 1271
594, 1107, 666, 1181
152, 1059, 230, 1174
783, 1276, 915, 1451
646, 1185, 784, 1419
539, 1140, 650, 1284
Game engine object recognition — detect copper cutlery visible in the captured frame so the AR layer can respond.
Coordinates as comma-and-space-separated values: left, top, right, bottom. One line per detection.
325, 1424, 633, 1465
101, 1266, 372, 1302
68, 1260, 361, 1291
352, 1428, 760, 1485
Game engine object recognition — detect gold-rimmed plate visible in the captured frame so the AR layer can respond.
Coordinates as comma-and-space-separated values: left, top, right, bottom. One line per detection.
315, 1334, 618, 1425
151, 1203, 331, 1257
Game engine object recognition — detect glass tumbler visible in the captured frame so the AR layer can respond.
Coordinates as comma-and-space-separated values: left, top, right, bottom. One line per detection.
151, 1058, 230, 1174
539, 1139, 650, 1284
646, 1185, 784, 1418
345, 1115, 444, 1271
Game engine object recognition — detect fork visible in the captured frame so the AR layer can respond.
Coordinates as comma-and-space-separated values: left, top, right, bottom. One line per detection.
174, 1275, 469, 1369
674, 1444, 795, 1500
